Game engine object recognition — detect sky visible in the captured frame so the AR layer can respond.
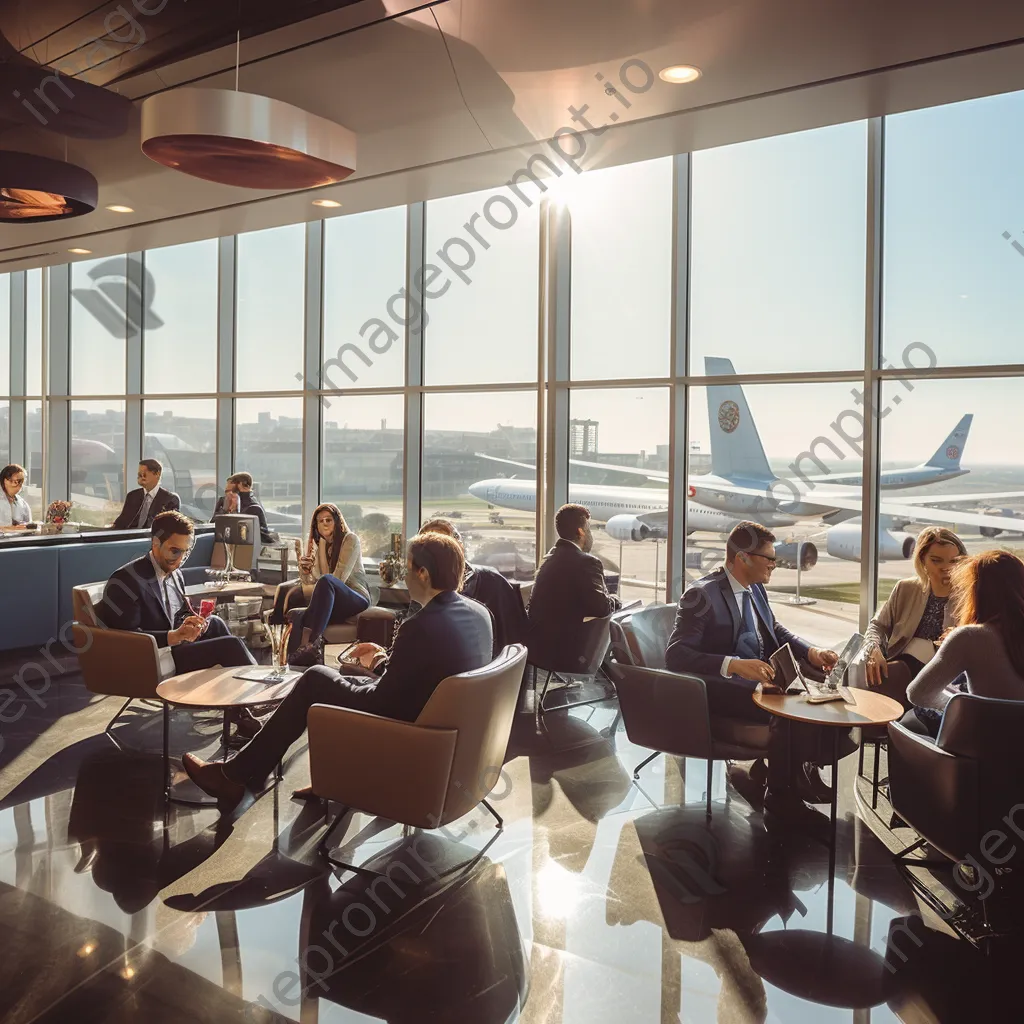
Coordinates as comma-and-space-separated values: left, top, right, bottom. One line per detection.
4, 87, 1024, 470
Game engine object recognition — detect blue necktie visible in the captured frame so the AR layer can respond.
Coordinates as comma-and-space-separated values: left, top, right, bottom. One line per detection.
737, 590, 764, 661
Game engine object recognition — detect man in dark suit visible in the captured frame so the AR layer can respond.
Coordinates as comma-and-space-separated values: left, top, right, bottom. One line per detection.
666, 521, 848, 825
111, 459, 180, 530
211, 471, 274, 544
181, 532, 493, 809
97, 510, 256, 676
528, 503, 619, 672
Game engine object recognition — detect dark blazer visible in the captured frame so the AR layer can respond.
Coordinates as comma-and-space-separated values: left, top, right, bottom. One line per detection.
665, 566, 811, 688
463, 563, 529, 656
370, 591, 493, 722
527, 538, 617, 671
97, 554, 191, 648
212, 492, 273, 543
112, 486, 180, 530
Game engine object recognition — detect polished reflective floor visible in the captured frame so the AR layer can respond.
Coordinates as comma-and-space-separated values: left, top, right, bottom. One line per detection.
0, 662, 1016, 1023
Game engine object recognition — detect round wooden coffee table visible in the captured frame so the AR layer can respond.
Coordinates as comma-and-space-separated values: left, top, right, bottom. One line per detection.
752, 685, 903, 931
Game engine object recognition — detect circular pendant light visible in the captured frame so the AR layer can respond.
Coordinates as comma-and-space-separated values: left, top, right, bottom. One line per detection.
0, 151, 97, 222
140, 88, 356, 190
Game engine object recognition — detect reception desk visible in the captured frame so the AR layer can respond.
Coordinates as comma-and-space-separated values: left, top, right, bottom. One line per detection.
0, 525, 215, 654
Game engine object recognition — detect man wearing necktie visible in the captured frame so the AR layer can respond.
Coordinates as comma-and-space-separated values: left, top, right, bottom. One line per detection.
666, 521, 850, 828
111, 459, 180, 531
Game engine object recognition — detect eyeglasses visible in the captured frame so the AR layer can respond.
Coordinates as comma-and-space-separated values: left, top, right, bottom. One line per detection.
166, 544, 192, 559
748, 552, 777, 565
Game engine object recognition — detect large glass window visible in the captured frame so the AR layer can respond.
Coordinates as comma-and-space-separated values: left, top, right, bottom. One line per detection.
690, 121, 868, 374
25, 400, 43, 518
323, 207, 407, 391
688, 381, 862, 643
234, 397, 303, 536
144, 241, 219, 394
884, 91, 1024, 368
424, 188, 540, 386
569, 158, 673, 382
0, 274, 9, 397
71, 256, 127, 395
422, 390, 537, 578
0, 403, 8, 467
236, 225, 305, 391
322, 393, 404, 560
145, 399, 218, 520
70, 401, 125, 523
26, 269, 42, 397
569, 387, 669, 605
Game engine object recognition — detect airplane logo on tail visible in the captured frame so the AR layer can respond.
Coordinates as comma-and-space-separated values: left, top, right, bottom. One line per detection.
718, 401, 740, 434
947, 445, 960, 460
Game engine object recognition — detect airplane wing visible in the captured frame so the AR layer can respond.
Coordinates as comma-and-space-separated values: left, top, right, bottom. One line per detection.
874, 490, 1024, 506
474, 452, 668, 483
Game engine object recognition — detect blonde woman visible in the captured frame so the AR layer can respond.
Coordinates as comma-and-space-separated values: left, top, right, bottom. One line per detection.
863, 526, 967, 707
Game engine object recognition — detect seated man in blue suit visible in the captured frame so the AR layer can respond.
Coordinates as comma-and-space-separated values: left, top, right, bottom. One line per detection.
666, 521, 846, 826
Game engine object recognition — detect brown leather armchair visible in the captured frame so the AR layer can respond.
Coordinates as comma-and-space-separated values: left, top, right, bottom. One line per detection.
622, 603, 676, 669
612, 664, 771, 817
308, 644, 528, 869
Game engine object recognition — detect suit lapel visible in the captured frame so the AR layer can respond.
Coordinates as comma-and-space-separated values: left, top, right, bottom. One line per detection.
750, 586, 776, 652
715, 570, 742, 641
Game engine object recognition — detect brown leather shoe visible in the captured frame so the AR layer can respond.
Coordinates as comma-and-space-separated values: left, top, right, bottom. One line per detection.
182, 753, 246, 809
291, 784, 320, 801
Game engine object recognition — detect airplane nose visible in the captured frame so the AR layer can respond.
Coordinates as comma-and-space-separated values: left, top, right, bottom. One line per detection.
468, 481, 486, 501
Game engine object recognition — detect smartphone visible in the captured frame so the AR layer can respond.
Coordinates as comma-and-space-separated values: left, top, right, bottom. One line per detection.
199, 598, 216, 619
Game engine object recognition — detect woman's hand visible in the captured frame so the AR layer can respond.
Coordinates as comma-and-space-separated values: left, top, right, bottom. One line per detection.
865, 646, 887, 687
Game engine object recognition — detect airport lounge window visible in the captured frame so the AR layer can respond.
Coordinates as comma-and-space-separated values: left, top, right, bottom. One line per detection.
25, 268, 43, 398
422, 390, 537, 579
877, 377, 1024, 609
568, 157, 672, 382
236, 224, 306, 392
143, 240, 219, 395
234, 397, 304, 536
144, 399, 219, 521
323, 206, 407, 390
24, 400, 43, 519
688, 381, 862, 643
0, 276, 8, 464
568, 386, 669, 606
70, 255, 127, 396
883, 90, 1024, 369
423, 188, 540, 387
690, 120, 868, 375
321, 393, 404, 560
69, 401, 126, 522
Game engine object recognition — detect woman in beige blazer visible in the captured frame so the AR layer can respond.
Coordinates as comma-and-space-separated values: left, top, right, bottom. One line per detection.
863, 526, 967, 707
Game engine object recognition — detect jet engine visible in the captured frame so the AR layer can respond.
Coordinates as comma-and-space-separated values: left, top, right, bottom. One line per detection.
774, 541, 817, 571
979, 508, 1024, 538
606, 515, 656, 542
826, 523, 915, 562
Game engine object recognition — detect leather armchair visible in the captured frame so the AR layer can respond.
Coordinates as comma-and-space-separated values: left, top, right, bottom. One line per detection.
888, 693, 1024, 866
613, 664, 770, 816
623, 603, 676, 669
308, 645, 527, 854
532, 612, 614, 715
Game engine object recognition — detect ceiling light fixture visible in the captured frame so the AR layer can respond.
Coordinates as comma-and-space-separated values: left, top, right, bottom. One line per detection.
68, 247, 92, 254
312, 199, 341, 208
0, 152, 97, 222
659, 65, 702, 84
105, 204, 134, 213
140, 88, 356, 190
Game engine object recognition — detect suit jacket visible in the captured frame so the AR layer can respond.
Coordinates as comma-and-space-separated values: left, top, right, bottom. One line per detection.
212, 492, 274, 543
463, 563, 529, 656
665, 566, 811, 690
97, 554, 192, 648
112, 486, 180, 530
366, 591, 493, 722
527, 538, 617, 672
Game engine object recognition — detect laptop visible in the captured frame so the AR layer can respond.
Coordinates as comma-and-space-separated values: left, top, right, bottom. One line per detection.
769, 644, 847, 704
828, 632, 867, 688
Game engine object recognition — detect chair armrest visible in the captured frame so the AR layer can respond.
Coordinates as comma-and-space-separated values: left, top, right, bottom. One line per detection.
308, 704, 458, 829
71, 623, 163, 698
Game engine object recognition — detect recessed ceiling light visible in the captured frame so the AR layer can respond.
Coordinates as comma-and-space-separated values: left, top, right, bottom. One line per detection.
312, 199, 341, 208
659, 65, 702, 84
105, 204, 134, 213
68, 247, 92, 254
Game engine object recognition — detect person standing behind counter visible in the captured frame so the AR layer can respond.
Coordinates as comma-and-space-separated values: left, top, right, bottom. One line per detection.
0, 464, 31, 531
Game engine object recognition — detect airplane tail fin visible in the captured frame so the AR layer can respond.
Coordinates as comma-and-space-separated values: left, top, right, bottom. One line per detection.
924, 413, 972, 470
704, 357, 775, 481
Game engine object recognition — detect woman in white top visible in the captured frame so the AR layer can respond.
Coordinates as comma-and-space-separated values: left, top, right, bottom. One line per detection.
0, 464, 32, 530
285, 503, 372, 665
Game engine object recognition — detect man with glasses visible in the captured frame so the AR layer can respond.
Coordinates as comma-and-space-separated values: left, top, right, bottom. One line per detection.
666, 521, 844, 827
98, 510, 256, 677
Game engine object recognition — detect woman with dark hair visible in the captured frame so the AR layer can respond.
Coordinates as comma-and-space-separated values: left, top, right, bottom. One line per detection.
904, 549, 1024, 735
0, 463, 31, 530
863, 526, 967, 708
284, 504, 372, 665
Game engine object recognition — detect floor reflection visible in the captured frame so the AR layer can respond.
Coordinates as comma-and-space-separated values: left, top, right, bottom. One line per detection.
0, 671, 1019, 1023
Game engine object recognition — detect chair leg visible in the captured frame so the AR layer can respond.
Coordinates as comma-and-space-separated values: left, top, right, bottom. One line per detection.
857, 739, 865, 778
706, 759, 714, 818
536, 670, 554, 714
871, 741, 881, 810
102, 697, 135, 751
632, 751, 660, 780
162, 702, 170, 805
481, 798, 503, 829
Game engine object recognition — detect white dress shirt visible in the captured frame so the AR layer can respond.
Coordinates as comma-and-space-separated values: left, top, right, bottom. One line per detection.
721, 568, 756, 678
137, 483, 160, 527
0, 493, 31, 527
149, 552, 184, 679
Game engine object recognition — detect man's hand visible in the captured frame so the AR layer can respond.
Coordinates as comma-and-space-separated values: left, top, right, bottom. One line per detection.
865, 646, 888, 687
808, 647, 839, 670
169, 618, 203, 645
729, 658, 776, 685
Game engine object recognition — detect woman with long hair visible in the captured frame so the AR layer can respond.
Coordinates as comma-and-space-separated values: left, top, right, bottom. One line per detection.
0, 463, 31, 531
278, 504, 372, 665
863, 526, 967, 708
904, 549, 1024, 735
